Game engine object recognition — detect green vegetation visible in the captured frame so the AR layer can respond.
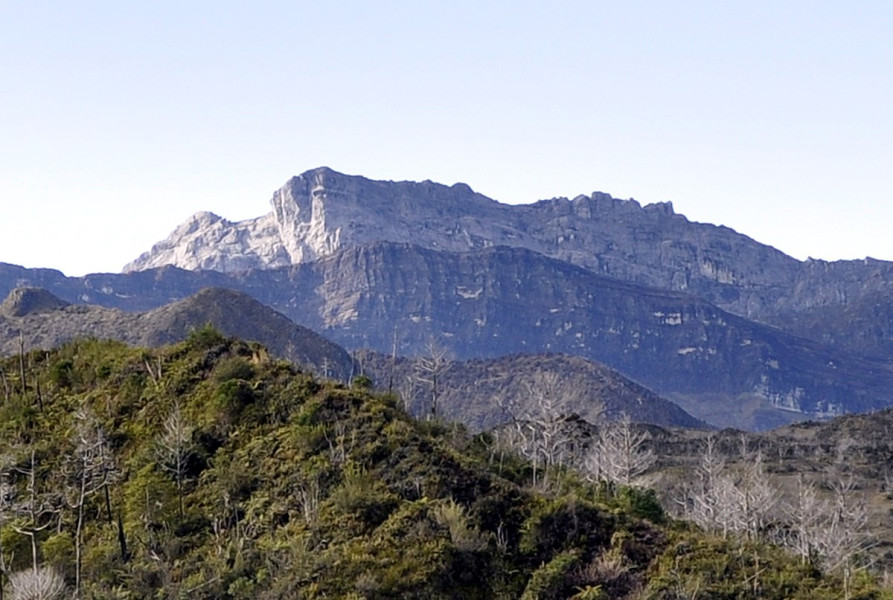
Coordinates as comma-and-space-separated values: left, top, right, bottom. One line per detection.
0, 332, 891, 599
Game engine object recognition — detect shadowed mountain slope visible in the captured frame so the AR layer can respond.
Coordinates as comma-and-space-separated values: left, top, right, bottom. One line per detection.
357, 350, 708, 432
4, 242, 889, 429
0, 287, 354, 379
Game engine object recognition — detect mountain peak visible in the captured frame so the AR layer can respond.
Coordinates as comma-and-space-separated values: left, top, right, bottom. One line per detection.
0, 287, 69, 317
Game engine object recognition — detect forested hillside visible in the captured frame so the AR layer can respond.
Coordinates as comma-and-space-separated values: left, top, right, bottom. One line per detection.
0, 332, 889, 599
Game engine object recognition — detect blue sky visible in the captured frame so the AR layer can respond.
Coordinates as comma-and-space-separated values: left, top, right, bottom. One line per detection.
2, 1, 891, 275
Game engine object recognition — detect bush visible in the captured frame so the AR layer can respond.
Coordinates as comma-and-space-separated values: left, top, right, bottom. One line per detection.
613, 486, 665, 523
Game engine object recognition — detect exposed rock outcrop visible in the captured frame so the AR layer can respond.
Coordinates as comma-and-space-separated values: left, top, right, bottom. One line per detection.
124, 168, 893, 328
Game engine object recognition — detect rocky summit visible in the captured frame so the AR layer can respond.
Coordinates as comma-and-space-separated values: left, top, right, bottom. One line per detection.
125, 167, 893, 327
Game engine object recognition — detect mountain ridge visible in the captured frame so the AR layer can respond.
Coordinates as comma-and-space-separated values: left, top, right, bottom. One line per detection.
122, 167, 893, 326
6, 243, 891, 429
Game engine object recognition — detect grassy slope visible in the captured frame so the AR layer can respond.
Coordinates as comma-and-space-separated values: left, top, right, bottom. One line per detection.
0, 332, 887, 599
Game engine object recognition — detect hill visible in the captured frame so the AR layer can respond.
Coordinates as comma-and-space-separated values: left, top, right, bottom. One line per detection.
0, 335, 886, 599
356, 350, 707, 431
0, 287, 354, 380
0, 287, 705, 432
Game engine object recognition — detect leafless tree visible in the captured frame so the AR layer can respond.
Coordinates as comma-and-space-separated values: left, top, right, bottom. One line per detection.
494, 370, 583, 489
813, 477, 873, 599
732, 445, 778, 540
397, 374, 418, 415
4, 566, 66, 600
156, 401, 194, 518
12, 450, 61, 575
787, 476, 826, 565
17, 332, 26, 398
682, 435, 737, 537
585, 414, 655, 488
413, 338, 453, 420
65, 408, 120, 597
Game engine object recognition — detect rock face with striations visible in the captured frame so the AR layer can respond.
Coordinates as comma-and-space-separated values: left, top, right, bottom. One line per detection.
7, 246, 893, 430
124, 167, 893, 326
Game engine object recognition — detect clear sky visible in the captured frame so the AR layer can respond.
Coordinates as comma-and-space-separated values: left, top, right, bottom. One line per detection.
2, 1, 891, 276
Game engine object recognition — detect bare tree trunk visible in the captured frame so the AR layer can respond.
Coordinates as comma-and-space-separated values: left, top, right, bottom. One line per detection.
74, 471, 87, 598
158, 402, 193, 519
117, 513, 130, 562
0, 366, 9, 403
413, 338, 452, 421
18, 332, 26, 396
34, 376, 43, 412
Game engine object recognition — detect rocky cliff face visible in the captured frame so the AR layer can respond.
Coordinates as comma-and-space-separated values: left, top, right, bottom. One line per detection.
124, 167, 893, 328
9, 244, 893, 430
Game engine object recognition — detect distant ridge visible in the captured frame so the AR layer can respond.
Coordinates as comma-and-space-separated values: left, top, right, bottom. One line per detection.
0, 286, 69, 316
0, 287, 354, 379
357, 350, 708, 431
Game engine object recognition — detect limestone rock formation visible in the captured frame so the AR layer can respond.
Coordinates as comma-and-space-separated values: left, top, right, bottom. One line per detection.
7, 245, 893, 430
124, 167, 893, 327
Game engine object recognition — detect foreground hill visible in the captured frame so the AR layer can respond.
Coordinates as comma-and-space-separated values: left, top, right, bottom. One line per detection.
0, 335, 885, 599
0, 287, 703, 432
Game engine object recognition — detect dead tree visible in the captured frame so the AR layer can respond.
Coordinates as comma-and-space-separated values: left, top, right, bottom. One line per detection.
682, 435, 737, 537
496, 370, 582, 489
66, 409, 121, 597
413, 339, 453, 420
156, 401, 194, 518
12, 450, 61, 575
585, 414, 655, 488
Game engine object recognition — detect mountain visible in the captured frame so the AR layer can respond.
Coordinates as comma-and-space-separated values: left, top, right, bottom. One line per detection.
125, 167, 893, 334
0, 287, 354, 379
1, 286, 707, 431
4, 244, 891, 430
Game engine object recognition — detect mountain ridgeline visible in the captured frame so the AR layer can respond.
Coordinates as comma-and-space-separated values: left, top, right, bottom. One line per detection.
125, 166, 893, 329
2, 166, 892, 430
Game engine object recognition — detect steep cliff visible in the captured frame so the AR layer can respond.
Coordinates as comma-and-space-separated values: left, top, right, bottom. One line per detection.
124, 167, 893, 328
9, 244, 892, 430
